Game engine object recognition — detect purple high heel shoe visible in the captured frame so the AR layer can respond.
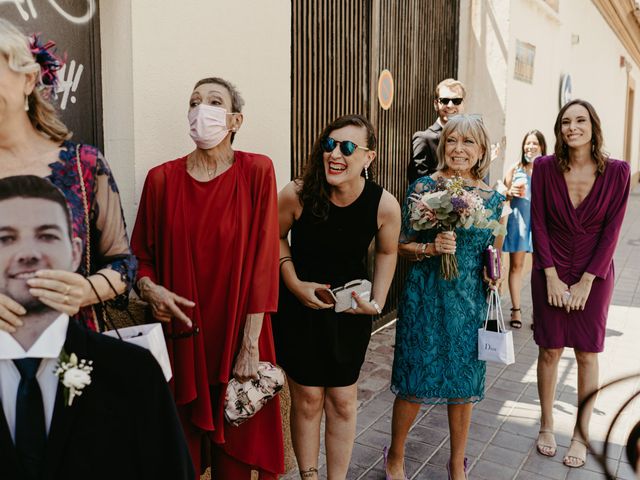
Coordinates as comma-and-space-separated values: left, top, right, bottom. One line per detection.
383, 446, 409, 480
447, 457, 469, 479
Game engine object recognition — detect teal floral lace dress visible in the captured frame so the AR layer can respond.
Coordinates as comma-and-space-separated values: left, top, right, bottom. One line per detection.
391, 177, 505, 404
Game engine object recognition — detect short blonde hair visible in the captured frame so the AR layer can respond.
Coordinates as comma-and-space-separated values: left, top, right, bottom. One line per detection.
0, 18, 70, 142
435, 78, 466, 99
436, 115, 491, 179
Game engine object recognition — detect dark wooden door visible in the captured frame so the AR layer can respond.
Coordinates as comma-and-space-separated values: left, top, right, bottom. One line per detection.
291, 0, 459, 327
369, 0, 460, 326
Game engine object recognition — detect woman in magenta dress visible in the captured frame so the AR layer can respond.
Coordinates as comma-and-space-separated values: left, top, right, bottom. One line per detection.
531, 99, 630, 469
131, 77, 283, 479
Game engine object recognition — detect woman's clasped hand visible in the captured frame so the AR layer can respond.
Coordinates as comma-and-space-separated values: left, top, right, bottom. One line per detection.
290, 281, 334, 310
0, 293, 26, 333
545, 273, 593, 312
25, 270, 93, 316
433, 231, 457, 254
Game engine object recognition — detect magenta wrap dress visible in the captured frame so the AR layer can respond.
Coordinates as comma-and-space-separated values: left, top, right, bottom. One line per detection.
530, 155, 631, 352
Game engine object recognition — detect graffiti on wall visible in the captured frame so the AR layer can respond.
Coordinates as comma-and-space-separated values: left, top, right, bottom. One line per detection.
0, 0, 102, 148
0, 0, 95, 24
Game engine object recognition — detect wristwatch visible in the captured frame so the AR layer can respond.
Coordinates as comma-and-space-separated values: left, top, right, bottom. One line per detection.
370, 299, 382, 315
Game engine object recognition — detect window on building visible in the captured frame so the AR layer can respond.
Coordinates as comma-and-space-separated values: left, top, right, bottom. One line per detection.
514, 40, 536, 84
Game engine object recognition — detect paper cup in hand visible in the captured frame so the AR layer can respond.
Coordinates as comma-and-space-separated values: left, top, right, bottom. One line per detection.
512, 172, 527, 197
513, 179, 526, 197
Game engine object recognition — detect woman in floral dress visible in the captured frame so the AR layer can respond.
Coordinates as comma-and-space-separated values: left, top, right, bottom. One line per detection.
0, 19, 135, 331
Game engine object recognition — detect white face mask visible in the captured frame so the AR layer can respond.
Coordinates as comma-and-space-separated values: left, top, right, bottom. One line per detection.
188, 104, 232, 150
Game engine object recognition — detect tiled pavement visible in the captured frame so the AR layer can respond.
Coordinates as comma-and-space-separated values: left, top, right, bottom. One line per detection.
282, 187, 640, 480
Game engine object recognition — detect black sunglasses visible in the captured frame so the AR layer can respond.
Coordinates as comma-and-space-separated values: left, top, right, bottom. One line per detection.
321, 136, 370, 156
438, 97, 463, 106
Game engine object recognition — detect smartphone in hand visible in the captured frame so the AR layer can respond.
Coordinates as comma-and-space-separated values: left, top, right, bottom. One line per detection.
314, 288, 337, 305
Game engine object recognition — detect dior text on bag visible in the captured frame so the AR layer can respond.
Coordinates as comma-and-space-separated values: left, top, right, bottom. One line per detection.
224, 362, 285, 426
478, 287, 515, 365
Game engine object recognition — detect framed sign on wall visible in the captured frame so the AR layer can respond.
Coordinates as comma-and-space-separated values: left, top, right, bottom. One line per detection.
514, 40, 536, 84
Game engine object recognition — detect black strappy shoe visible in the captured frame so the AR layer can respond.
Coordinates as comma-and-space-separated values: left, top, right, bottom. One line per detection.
510, 307, 522, 329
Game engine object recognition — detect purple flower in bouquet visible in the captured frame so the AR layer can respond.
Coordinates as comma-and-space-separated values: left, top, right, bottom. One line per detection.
408, 175, 506, 279
450, 195, 469, 213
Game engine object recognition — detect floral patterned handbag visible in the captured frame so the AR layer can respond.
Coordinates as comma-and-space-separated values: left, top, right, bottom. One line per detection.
224, 362, 285, 426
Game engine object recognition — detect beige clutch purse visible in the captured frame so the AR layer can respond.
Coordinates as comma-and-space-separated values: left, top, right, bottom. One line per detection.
332, 279, 372, 313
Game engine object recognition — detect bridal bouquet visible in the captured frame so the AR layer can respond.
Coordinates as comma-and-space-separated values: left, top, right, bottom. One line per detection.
408, 175, 506, 280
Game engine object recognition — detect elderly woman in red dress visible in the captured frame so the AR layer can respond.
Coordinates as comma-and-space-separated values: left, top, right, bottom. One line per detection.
531, 99, 630, 469
131, 77, 283, 480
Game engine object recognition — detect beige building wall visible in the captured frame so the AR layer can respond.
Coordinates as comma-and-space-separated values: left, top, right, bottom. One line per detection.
503, 0, 564, 167
460, 0, 640, 181
458, 0, 511, 182
505, 0, 640, 174
100, 0, 292, 228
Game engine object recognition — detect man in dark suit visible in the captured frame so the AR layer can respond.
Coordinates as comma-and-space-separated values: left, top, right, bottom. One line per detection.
0, 175, 194, 480
408, 78, 467, 183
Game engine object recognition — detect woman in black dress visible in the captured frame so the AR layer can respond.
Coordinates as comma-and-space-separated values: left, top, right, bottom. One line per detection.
273, 114, 400, 478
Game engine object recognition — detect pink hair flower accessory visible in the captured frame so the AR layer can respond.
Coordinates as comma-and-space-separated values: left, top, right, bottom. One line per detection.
28, 33, 64, 91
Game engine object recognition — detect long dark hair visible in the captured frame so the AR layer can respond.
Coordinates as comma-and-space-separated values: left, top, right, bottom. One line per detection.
554, 99, 607, 174
520, 129, 547, 165
299, 114, 377, 220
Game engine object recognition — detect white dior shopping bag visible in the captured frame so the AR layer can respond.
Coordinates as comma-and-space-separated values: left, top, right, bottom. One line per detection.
104, 323, 173, 381
478, 287, 515, 365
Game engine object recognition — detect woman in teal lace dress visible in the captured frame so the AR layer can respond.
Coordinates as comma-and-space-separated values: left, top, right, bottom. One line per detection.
384, 115, 506, 480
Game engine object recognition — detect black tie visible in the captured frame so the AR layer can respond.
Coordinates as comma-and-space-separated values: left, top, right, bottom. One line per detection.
13, 358, 46, 480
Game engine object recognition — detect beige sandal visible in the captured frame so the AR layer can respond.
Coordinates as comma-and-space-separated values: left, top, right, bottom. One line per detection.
536, 430, 557, 457
563, 438, 588, 468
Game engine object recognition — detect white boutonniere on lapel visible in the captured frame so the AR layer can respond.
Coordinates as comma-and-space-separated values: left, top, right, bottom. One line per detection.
54, 349, 93, 406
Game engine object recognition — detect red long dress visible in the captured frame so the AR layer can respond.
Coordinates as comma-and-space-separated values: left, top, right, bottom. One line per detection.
131, 151, 284, 477
531, 155, 631, 352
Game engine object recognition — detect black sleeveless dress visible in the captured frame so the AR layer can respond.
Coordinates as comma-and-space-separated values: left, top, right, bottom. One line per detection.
273, 180, 383, 387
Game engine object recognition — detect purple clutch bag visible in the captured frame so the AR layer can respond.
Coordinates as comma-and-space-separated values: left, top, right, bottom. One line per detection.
485, 245, 501, 281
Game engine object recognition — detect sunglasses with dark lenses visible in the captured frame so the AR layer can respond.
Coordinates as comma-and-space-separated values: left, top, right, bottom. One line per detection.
321, 136, 370, 156
438, 97, 464, 106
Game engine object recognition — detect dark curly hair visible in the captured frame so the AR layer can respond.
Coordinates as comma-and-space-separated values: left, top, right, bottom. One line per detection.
554, 99, 608, 174
299, 114, 377, 221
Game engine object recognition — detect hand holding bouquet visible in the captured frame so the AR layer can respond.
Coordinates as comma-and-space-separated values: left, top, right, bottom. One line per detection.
408, 175, 506, 279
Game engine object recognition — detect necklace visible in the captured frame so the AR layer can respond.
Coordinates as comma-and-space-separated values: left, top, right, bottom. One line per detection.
188, 153, 232, 179
441, 171, 477, 186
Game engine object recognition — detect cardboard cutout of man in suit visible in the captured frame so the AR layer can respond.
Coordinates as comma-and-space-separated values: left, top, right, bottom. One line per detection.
0, 175, 194, 480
